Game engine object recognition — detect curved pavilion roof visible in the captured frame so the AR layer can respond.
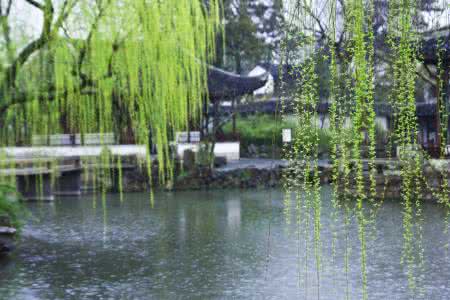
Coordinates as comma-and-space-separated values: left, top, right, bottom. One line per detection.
207, 66, 268, 101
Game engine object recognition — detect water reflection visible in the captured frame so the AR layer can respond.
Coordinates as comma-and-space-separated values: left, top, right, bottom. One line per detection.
226, 198, 241, 229
0, 188, 449, 299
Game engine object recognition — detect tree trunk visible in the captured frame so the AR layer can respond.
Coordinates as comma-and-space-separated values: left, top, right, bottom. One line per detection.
232, 53, 242, 139
436, 72, 441, 156
232, 98, 236, 138
436, 63, 449, 157
213, 100, 220, 140
187, 98, 191, 143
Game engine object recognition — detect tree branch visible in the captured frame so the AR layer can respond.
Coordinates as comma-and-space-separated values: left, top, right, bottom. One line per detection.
24, 0, 44, 10
6, 0, 11, 15
77, 0, 111, 85
51, 0, 78, 35
298, 0, 329, 42
0, 1, 13, 62
0, 87, 96, 118
1, 0, 54, 95
418, 63, 437, 87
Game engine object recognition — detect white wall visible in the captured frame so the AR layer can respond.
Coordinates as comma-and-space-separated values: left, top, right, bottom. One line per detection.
176, 142, 240, 161
312, 115, 388, 131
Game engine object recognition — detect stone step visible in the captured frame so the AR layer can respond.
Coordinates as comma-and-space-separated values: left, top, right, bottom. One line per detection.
0, 226, 16, 236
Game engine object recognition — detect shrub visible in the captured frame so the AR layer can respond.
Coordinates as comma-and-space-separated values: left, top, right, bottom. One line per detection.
223, 114, 334, 157
0, 184, 25, 229
197, 142, 215, 168
223, 114, 296, 148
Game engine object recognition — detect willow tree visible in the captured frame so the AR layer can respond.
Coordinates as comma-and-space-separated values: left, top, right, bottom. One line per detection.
282, 0, 449, 298
0, 0, 221, 178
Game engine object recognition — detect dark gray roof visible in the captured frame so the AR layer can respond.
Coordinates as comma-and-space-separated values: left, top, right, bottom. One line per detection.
207, 66, 268, 101
217, 99, 393, 116
213, 98, 441, 118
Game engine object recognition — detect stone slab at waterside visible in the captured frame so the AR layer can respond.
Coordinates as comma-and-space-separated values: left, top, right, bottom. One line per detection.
1, 145, 147, 160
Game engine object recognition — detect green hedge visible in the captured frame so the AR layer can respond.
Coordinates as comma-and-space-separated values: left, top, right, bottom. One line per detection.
223, 115, 295, 148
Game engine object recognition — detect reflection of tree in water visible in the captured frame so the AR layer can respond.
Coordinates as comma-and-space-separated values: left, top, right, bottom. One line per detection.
1, 189, 450, 298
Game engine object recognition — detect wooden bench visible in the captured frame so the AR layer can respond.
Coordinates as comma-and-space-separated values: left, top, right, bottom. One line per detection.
32, 133, 116, 146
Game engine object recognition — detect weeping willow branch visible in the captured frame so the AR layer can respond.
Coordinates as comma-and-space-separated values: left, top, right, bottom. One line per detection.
0, 0, 222, 181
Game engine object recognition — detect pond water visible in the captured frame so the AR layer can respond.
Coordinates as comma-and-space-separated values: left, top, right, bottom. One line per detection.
0, 187, 449, 299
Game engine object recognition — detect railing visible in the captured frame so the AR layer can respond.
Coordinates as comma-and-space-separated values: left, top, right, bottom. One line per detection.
32, 133, 116, 146
175, 131, 201, 143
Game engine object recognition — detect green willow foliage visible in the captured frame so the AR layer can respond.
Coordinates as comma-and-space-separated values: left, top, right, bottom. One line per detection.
388, 0, 426, 293
283, 0, 449, 298
282, 1, 323, 298
0, 0, 222, 181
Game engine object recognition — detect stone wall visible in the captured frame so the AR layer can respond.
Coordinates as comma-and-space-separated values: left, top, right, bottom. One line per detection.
172, 166, 283, 190
109, 157, 450, 202
333, 160, 450, 201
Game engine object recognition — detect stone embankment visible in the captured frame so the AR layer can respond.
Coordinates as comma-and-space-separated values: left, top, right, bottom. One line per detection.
114, 155, 450, 201
0, 216, 16, 256
173, 163, 284, 190
334, 159, 450, 200
115, 158, 288, 191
